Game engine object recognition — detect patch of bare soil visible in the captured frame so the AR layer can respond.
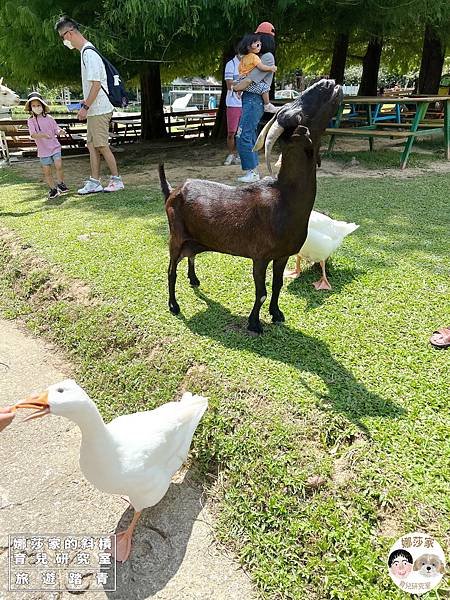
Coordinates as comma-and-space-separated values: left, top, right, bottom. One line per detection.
0, 227, 99, 307
10, 136, 450, 191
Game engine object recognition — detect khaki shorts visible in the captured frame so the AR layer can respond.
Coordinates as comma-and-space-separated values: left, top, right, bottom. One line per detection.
86, 112, 113, 147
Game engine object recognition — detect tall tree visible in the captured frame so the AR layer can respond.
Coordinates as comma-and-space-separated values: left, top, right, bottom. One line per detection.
100, 0, 204, 139
358, 36, 383, 95
329, 32, 350, 84
417, 24, 446, 93
140, 65, 167, 139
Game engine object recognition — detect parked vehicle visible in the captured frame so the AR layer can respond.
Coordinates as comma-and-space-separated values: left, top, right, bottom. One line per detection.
275, 89, 300, 100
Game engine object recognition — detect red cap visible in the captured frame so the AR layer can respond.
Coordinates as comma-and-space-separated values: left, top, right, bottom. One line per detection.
255, 21, 275, 36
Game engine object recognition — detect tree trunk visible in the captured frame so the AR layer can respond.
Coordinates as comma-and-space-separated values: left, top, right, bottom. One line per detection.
329, 32, 349, 85
140, 64, 168, 140
417, 24, 445, 94
211, 57, 228, 139
211, 46, 235, 140
358, 36, 383, 96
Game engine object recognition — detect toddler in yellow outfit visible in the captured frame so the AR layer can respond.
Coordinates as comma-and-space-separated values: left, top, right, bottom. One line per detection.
233, 34, 278, 113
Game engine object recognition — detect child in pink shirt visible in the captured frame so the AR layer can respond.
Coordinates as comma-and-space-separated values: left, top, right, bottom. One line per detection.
26, 92, 69, 199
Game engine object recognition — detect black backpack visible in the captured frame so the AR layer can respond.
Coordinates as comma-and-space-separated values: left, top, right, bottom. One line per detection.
81, 46, 128, 108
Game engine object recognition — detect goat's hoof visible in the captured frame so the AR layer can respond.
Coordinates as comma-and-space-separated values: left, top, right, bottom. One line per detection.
189, 278, 200, 287
247, 322, 263, 335
169, 302, 180, 315
271, 310, 285, 323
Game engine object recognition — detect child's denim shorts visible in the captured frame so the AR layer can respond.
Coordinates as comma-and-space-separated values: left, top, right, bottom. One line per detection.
40, 152, 62, 166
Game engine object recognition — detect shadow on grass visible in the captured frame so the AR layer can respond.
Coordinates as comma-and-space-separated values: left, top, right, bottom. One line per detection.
0, 185, 72, 216
0, 187, 165, 224
285, 263, 365, 310
178, 289, 405, 434
16, 193, 72, 206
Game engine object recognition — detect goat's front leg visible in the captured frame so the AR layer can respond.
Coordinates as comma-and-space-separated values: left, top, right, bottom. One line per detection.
168, 256, 181, 314
248, 259, 270, 334
269, 257, 289, 323
187, 256, 200, 287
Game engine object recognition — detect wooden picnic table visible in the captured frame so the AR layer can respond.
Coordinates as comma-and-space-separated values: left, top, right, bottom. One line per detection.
326, 95, 450, 169
110, 114, 141, 144
1, 109, 219, 158
110, 110, 217, 142
164, 108, 217, 138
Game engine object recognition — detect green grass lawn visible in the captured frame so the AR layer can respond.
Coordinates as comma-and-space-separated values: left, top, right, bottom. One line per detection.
0, 167, 449, 599
325, 148, 437, 169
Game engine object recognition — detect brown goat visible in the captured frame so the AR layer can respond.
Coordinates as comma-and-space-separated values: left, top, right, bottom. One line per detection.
160, 79, 342, 333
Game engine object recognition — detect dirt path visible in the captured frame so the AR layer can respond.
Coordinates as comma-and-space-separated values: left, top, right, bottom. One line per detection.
0, 318, 255, 600
9, 136, 450, 195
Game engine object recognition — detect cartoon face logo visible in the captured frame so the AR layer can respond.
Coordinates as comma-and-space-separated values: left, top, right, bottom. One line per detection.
388, 549, 413, 579
413, 554, 446, 578
388, 532, 446, 596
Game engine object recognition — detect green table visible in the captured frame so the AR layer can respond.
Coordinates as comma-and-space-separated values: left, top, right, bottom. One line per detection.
326, 95, 450, 169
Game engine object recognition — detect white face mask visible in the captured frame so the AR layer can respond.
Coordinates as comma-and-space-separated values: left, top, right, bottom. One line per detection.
63, 39, 74, 50
31, 105, 43, 115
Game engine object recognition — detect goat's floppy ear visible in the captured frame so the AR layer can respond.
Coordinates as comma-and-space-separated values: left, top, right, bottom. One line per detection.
253, 114, 277, 152
0, 77, 3, 86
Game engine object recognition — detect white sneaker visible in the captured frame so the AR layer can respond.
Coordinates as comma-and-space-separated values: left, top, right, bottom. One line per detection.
232, 155, 241, 165
237, 169, 260, 183
104, 176, 125, 192
223, 154, 234, 166
264, 103, 279, 113
78, 178, 103, 195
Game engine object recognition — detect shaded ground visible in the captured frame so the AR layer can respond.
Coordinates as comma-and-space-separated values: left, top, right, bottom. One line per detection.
0, 319, 255, 600
8, 135, 450, 195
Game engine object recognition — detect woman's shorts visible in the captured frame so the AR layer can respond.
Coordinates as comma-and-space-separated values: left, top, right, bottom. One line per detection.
40, 152, 62, 166
226, 107, 242, 134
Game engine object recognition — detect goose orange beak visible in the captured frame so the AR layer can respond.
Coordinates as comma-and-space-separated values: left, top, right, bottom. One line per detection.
12, 391, 50, 421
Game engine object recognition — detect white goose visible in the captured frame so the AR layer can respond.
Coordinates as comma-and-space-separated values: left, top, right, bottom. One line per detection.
284, 210, 359, 290
13, 379, 208, 562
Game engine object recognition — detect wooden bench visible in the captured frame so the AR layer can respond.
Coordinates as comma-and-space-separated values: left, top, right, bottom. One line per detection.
325, 127, 414, 138
324, 124, 446, 167
365, 122, 444, 130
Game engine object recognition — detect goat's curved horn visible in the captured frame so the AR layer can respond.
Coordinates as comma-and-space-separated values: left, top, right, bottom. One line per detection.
252, 114, 277, 152
264, 121, 285, 176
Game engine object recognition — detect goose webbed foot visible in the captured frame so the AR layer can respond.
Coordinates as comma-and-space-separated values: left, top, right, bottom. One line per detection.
114, 510, 142, 563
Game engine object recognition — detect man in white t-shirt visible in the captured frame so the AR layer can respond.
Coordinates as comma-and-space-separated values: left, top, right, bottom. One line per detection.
223, 55, 242, 166
55, 16, 124, 194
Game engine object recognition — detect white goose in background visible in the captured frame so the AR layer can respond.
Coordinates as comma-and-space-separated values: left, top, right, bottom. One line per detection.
284, 211, 359, 290
13, 379, 208, 563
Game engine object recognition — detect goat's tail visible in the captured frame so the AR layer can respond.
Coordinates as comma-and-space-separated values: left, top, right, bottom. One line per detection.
158, 163, 172, 201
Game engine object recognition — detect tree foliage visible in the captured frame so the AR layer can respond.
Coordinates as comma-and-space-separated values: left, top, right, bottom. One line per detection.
0, 0, 100, 85
2, 0, 448, 86
0, 0, 449, 137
